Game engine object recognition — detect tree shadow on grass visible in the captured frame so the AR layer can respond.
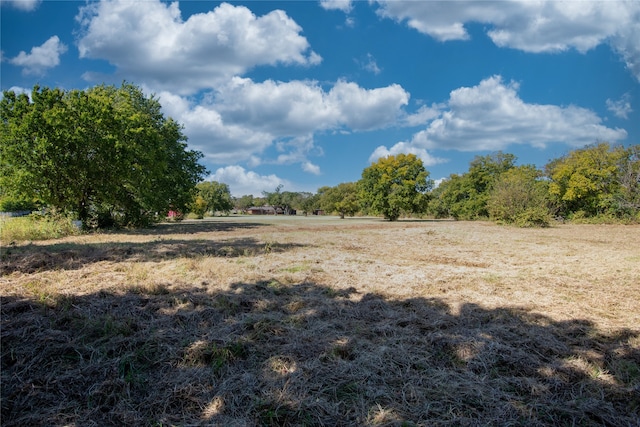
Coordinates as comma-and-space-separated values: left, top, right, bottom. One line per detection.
1, 237, 305, 274
2, 280, 639, 426
127, 218, 272, 236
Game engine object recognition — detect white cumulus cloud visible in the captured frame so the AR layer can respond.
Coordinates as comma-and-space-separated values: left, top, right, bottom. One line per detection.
414, 75, 627, 151
209, 165, 290, 197
371, 75, 627, 161
76, 0, 322, 94
158, 78, 410, 169
374, 0, 640, 81
9, 35, 67, 75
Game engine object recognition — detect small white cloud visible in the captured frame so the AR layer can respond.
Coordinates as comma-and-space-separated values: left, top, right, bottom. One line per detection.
9, 35, 67, 75
209, 165, 290, 197
360, 53, 381, 75
2, 0, 41, 11
319, 0, 352, 13
606, 94, 633, 120
302, 161, 322, 175
368, 142, 447, 167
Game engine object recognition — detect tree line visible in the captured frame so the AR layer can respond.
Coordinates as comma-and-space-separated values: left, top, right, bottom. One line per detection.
2, 84, 638, 229
218, 144, 638, 226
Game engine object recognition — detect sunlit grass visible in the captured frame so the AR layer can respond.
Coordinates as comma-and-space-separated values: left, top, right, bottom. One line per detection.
0, 215, 80, 243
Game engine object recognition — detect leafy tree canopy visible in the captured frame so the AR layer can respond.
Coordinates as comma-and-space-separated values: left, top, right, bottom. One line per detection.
318, 182, 359, 219
359, 153, 432, 221
195, 181, 234, 216
0, 84, 207, 228
546, 143, 636, 218
487, 165, 552, 227
429, 152, 516, 220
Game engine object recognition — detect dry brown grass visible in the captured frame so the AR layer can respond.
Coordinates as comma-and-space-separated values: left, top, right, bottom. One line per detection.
2, 217, 639, 426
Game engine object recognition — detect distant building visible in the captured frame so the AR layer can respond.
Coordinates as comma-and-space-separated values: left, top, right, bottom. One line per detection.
248, 206, 276, 215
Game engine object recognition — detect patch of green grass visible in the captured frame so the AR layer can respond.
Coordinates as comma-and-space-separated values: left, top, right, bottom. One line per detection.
182, 340, 248, 372
280, 263, 310, 273
1, 214, 80, 242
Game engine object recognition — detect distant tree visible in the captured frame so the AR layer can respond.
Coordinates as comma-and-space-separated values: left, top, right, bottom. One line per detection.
614, 145, 640, 218
359, 154, 432, 221
0, 84, 207, 228
319, 182, 359, 218
300, 192, 320, 215
546, 143, 628, 218
263, 184, 284, 208
487, 165, 552, 227
429, 152, 516, 220
235, 195, 255, 212
189, 195, 208, 219
196, 181, 234, 215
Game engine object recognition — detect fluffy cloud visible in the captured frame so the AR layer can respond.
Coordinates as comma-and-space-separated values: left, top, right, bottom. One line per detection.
209, 165, 290, 197
374, 0, 640, 81
319, 0, 353, 13
606, 94, 633, 120
9, 35, 67, 75
369, 142, 447, 167
159, 78, 410, 167
416, 76, 627, 151
76, 1, 321, 94
371, 75, 627, 159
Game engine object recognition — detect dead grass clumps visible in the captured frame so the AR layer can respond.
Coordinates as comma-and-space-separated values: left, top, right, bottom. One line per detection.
2, 218, 639, 425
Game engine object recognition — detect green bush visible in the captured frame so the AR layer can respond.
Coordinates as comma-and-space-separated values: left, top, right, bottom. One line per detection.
0, 213, 80, 242
513, 207, 552, 228
0, 198, 38, 212
487, 165, 552, 227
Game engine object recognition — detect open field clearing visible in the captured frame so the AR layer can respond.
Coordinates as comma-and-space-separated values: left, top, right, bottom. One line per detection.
2, 217, 639, 426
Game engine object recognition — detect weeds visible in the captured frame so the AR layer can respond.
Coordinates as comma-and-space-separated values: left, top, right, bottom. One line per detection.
0, 213, 80, 243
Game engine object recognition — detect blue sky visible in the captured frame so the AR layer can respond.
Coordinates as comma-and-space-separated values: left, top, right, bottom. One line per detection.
2, 0, 639, 196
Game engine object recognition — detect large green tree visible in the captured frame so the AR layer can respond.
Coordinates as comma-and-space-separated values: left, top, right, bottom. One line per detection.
195, 181, 234, 216
546, 143, 630, 217
429, 152, 516, 220
0, 84, 207, 227
318, 182, 359, 218
359, 153, 432, 221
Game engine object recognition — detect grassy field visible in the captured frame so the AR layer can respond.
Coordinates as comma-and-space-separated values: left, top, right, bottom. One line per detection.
1, 216, 639, 426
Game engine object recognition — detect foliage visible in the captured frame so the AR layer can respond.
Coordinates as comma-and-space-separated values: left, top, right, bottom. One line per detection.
318, 182, 359, 218
299, 193, 320, 215
612, 144, 640, 218
234, 195, 255, 212
261, 186, 312, 214
546, 143, 638, 219
0, 212, 80, 242
189, 195, 209, 219
429, 152, 516, 220
487, 165, 552, 227
0, 197, 39, 213
358, 154, 432, 221
195, 181, 234, 216
0, 84, 207, 228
